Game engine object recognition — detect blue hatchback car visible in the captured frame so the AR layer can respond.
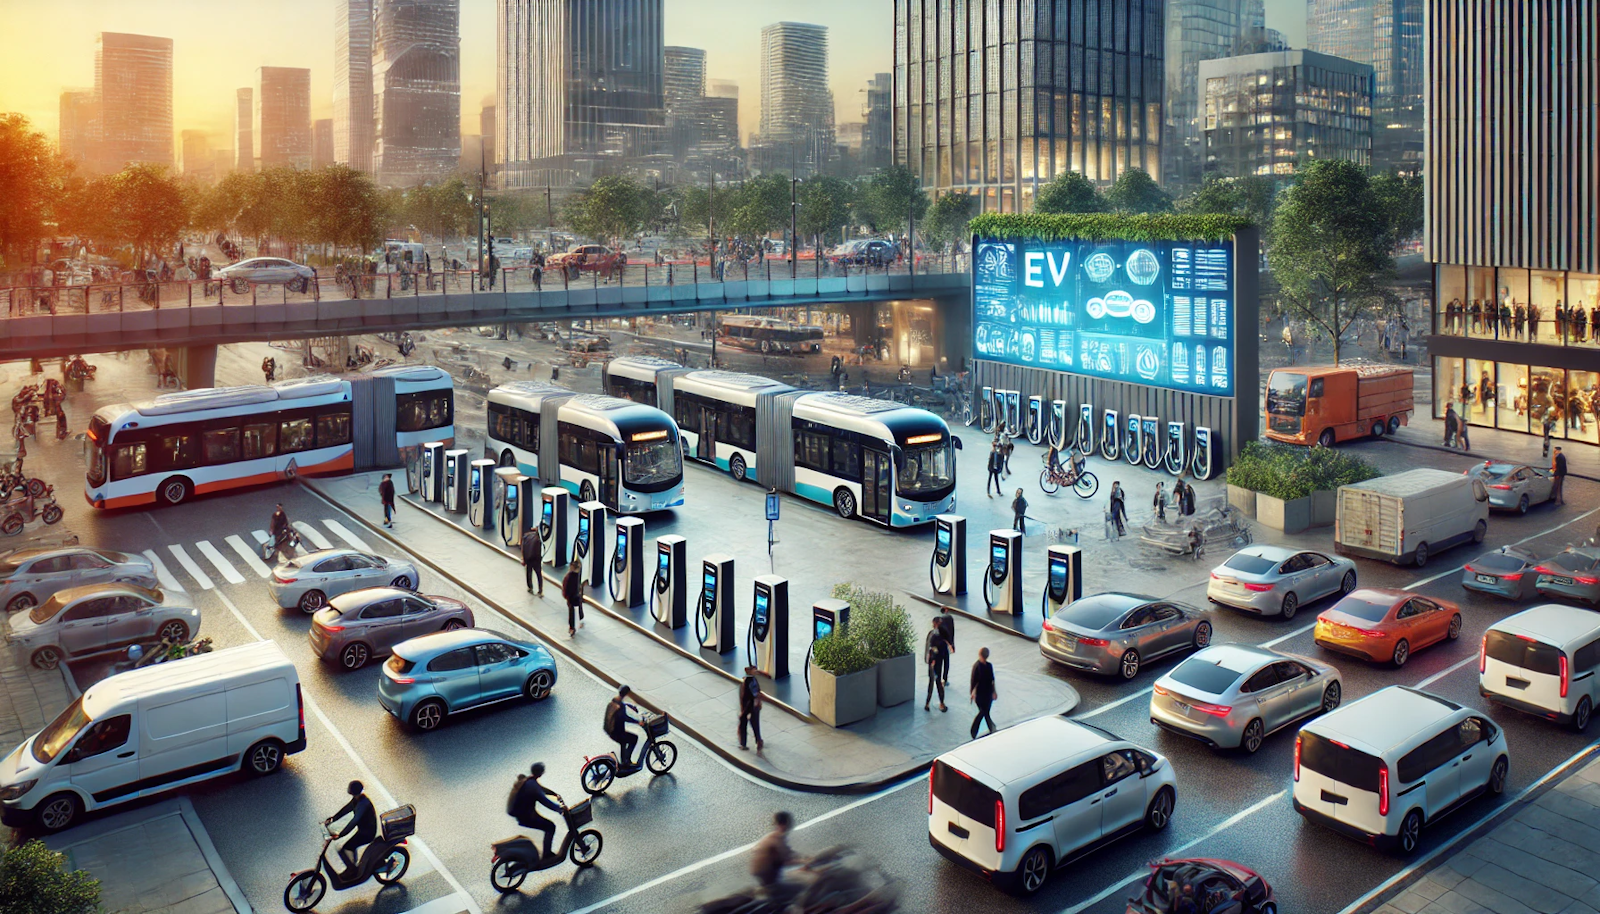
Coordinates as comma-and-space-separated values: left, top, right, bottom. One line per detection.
379, 628, 557, 731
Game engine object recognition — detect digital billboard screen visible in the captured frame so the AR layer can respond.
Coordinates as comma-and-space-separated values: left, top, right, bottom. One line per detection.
972, 237, 1236, 397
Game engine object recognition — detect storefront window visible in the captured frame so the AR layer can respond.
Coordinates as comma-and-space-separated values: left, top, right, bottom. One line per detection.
1436, 265, 1465, 335
1519, 269, 1551, 344
1436, 357, 1464, 419
1567, 370, 1600, 445
1531, 367, 1566, 439
1570, 274, 1600, 348
1468, 266, 1497, 338
1497, 362, 1531, 434
1466, 359, 1496, 426
1531, 271, 1566, 344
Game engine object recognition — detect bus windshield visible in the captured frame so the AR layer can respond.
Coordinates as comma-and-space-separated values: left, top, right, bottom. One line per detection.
897, 442, 954, 497
87, 440, 108, 486
624, 436, 682, 488
1267, 373, 1307, 416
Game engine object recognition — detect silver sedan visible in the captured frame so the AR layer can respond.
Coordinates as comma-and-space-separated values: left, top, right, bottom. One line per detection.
1206, 545, 1357, 619
5, 583, 199, 670
1150, 643, 1341, 753
268, 549, 420, 613
0, 547, 156, 615
1040, 592, 1213, 680
213, 257, 315, 290
1461, 546, 1541, 601
1467, 461, 1555, 514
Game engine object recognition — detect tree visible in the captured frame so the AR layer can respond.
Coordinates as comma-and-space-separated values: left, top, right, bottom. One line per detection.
1177, 175, 1276, 227
1268, 158, 1394, 364
1105, 167, 1173, 214
0, 114, 63, 268
724, 173, 792, 240
924, 191, 980, 245
311, 165, 387, 253
1033, 170, 1108, 214
0, 840, 99, 914
100, 164, 190, 268
564, 175, 660, 243
400, 177, 474, 241
856, 164, 928, 234
796, 175, 857, 247
1369, 170, 1423, 248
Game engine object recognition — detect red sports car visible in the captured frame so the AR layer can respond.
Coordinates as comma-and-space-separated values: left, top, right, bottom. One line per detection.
1127, 858, 1276, 914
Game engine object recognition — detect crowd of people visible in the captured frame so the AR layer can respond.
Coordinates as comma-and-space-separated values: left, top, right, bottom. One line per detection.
1441, 296, 1600, 344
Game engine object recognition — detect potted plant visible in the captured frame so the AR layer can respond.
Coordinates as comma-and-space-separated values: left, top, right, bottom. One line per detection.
808, 631, 878, 727
1227, 442, 1379, 533
834, 584, 917, 708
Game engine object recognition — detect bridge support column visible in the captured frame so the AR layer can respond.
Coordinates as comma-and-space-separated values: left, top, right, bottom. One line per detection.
182, 344, 217, 389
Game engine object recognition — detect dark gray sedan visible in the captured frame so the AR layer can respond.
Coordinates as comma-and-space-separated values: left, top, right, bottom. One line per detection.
1039, 592, 1213, 680
1535, 548, 1600, 605
1462, 546, 1542, 601
309, 587, 474, 670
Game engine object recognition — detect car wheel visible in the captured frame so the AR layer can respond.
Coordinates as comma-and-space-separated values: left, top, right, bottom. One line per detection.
1013, 846, 1052, 897
390, 575, 413, 589
1413, 542, 1430, 567
36, 793, 81, 832
158, 476, 191, 506
1145, 786, 1175, 830
410, 699, 446, 731
1488, 756, 1508, 795
833, 487, 856, 519
1281, 592, 1299, 620
6, 593, 35, 614
1397, 809, 1423, 855
1340, 570, 1357, 595
30, 646, 63, 670
298, 590, 326, 614
580, 480, 596, 504
1387, 416, 1401, 435
244, 738, 284, 775
1241, 718, 1265, 754
340, 643, 370, 670
1318, 429, 1336, 448
1119, 649, 1141, 680
442, 619, 466, 631
524, 669, 554, 701
1371, 420, 1386, 437
1472, 520, 1488, 544
1574, 696, 1592, 733
730, 453, 747, 482
1192, 621, 1212, 649
1392, 639, 1410, 668
1518, 494, 1530, 515
1448, 614, 1463, 640
156, 619, 189, 643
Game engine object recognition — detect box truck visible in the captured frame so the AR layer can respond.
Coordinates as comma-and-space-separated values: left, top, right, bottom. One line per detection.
1335, 468, 1489, 567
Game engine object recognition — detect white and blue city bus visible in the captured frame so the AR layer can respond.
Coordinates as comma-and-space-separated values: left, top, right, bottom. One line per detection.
485, 382, 684, 513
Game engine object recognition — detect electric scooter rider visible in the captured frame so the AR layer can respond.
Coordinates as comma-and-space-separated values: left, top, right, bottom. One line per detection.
508, 763, 563, 860
326, 780, 377, 872
605, 686, 640, 772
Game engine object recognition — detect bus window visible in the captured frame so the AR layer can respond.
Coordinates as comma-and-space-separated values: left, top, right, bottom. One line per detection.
830, 440, 861, 477
725, 406, 756, 449
243, 423, 278, 459
155, 433, 200, 471
673, 396, 697, 433
203, 428, 241, 464
280, 418, 313, 452
317, 412, 353, 446
113, 443, 147, 480
795, 432, 828, 470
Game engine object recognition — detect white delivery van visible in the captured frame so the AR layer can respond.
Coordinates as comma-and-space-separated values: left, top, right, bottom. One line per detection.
0, 641, 304, 832
1335, 468, 1489, 567
1480, 604, 1600, 732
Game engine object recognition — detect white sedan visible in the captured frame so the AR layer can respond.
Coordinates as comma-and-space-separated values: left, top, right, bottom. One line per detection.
214, 257, 315, 291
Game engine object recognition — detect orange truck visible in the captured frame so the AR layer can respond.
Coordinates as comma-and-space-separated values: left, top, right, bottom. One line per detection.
1265, 364, 1414, 447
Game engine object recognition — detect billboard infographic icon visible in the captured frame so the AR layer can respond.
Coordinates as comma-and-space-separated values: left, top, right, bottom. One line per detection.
972, 236, 1237, 397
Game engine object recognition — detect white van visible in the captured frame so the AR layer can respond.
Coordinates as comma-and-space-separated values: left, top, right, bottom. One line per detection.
0, 641, 304, 832
1480, 603, 1600, 732
1293, 685, 1508, 854
1335, 468, 1490, 567
929, 716, 1176, 896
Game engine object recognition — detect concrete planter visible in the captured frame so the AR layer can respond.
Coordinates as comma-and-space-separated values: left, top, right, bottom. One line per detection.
1257, 493, 1313, 534
1312, 490, 1338, 527
875, 653, 916, 708
809, 662, 878, 727
1227, 484, 1257, 518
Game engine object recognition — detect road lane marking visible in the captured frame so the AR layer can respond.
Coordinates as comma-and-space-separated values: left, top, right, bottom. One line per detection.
1260, 620, 1317, 647
1400, 503, 1600, 591
225, 535, 272, 578
1078, 686, 1154, 720
292, 521, 333, 550
1415, 653, 1479, 689
195, 540, 245, 585
141, 549, 186, 593
322, 519, 372, 551
167, 544, 214, 590
395, 896, 475, 914
251, 530, 269, 545
1058, 790, 1288, 914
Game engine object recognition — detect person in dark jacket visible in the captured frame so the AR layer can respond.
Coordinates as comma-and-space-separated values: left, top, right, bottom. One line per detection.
269, 504, 296, 562
936, 607, 955, 686
1012, 488, 1028, 534
924, 618, 949, 712
521, 524, 544, 596
1109, 483, 1128, 537
969, 647, 997, 738
326, 780, 377, 871
1444, 404, 1459, 447
739, 665, 764, 750
508, 763, 563, 859
378, 473, 396, 528
1153, 482, 1167, 523
987, 444, 1004, 497
1553, 447, 1568, 504
562, 559, 584, 635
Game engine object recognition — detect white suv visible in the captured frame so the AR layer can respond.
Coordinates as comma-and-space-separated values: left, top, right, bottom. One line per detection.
928, 716, 1176, 896
1294, 686, 1508, 854
1480, 603, 1600, 732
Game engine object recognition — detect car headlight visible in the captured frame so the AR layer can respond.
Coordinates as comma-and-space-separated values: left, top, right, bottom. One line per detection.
0, 780, 37, 801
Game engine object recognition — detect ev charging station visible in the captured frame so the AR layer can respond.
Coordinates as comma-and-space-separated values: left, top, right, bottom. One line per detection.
1042, 544, 1084, 616
443, 449, 470, 513
979, 386, 996, 433
420, 442, 445, 502
1140, 416, 1161, 469
1077, 404, 1095, 453
574, 502, 609, 589
1026, 395, 1044, 444
697, 554, 736, 654
650, 535, 687, 629
982, 530, 1023, 616
1123, 414, 1143, 465
1003, 390, 1022, 437
1048, 400, 1068, 449
1100, 409, 1120, 461
1191, 426, 1219, 480
804, 599, 851, 689
1165, 422, 1188, 476
930, 514, 967, 595
494, 468, 524, 546
747, 575, 790, 679
540, 487, 570, 567
609, 517, 646, 608
468, 458, 496, 529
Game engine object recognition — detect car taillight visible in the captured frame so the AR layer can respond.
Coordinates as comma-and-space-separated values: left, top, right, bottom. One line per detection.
1534, 566, 1555, 575
1500, 573, 1523, 581
1242, 582, 1274, 592
1378, 763, 1389, 816
1041, 620, 1054, 632
1079, 637, 1110, 646
391, 677, 415, 685
273, 574, 296, 584
1560, 654, 1570, 698
1355, 627, 1386, 638
320, 624, 344, 632
1192, 701, 1234, 717
1209, 573, 1219, 580
994, 799, 1005, 853
1294, 735, 1301, 781
1490, 484, 1512, 490
1480, 635, 1488, 673
1153, 684, 1169, 696
1575, 576, 1599, 586
296, 684, 305, 741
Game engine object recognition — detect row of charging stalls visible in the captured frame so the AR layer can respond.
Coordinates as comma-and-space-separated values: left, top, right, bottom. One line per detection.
930, 513, 1085, 623
977, 386, 1220, 481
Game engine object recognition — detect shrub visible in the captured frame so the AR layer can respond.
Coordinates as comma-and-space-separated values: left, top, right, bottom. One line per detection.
810, 631, 875, 676
831, 583, 915, 659
1226, 441, 1381, 500
0, 840, 99, 914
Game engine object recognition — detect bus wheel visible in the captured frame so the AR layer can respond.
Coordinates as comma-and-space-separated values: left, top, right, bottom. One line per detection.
500, 449, 515, 468
581, 480, 596, 504
159, 477, 192, 506
729, 454, 747, 482
833, 488, 857, 519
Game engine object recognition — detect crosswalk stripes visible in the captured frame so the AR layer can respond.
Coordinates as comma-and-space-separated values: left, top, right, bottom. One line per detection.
292, 521, 333, 550
225, 535, 272, 578
142, 549, 186, 593
167, 545, 215, 591
140, 519, 403, 594
195, 540, 246, 585
322, 519, 371, 552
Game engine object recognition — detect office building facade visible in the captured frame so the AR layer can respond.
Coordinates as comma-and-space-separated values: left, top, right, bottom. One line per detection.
373, 0, 461, 186
1427, 0, 1600, 448
1163, 0, 1248, 193
235, 88, 254, 173
333, 0, 375, 172
313, 119, 335, 167
756, 22, 833, 177
94, 32, 174, 172
893, 0, 1164, 213
58, 89, 98, 164
257, 67, 313, 168
1200, 49, 1373, 186
181, 130, 212, 179
862, 72, 893, 171
1306, 0, 1422, 174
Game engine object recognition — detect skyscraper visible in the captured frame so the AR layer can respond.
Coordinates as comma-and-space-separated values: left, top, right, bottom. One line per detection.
665, 46, 706, 107
94, 32, 174, 172
1201, 50, 1373, 186
58, 89, 99, 164
313, 119, 335, 166
373, 0, 461, 186
1165, 0, 1248, 192
181, 130, 212, 178
894, 0, 1164, 212
1307, 0, 1423, 173
257, 67, 313, 168
333, 0, 374, 172
497, 0, 666, 189
862, 72, 892, 171
235, 88, 254, 173
756, 22, 833, 176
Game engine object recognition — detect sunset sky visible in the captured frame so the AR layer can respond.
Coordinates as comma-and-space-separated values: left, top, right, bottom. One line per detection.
0, 0, 1308, 152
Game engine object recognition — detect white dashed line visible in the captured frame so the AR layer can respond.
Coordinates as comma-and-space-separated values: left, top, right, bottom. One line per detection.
321, 519, 372, 551
167, 544, 214, 590
292, 521, 333, 550
141, 549, 186, 593
195, 540, 245, 584
1415, 653, 1480, 689
225, 535, 272, 578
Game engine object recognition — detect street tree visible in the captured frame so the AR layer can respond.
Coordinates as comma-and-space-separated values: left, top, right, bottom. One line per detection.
1177, 175, 1276, 227
1033, 169, 1108, 214
311, 165, 387, 253
401, 177, 474, 241
1106, 167, 1173, 214
797, 175, 857, 248
565, 175, 660, 244
924, 191, 980, 245
1369, 170, 1424, 248
98, 164, 189, 268
725, 173, 793, 241
1268, 158, 1394, 364
0, 114, 62, 268
856, 164, 928, 234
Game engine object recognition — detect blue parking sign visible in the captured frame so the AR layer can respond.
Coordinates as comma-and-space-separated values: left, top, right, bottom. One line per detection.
766, 492, 780, 521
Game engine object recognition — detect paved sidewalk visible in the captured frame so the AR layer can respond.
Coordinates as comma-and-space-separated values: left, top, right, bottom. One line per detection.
0, 649, 75, 755
1389, 420, 1600, 484
44, 797, 249, 914
1359, 750, 1600, 914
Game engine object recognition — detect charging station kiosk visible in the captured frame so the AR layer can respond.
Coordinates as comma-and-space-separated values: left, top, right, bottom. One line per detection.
1140, 416, 1161, 469
1048, 400, 1068, 449
748, 575, 790, 679
982, 530, 1023, 616
980, 386, 996, 433
609, 517, 646, 608
930, 514, 967, 595
574, 502, 608, 589
1026, 395, 1044, 444
1123, 414, 1143, 465
697, 554, 735, 654
1003, 390, 1022, 437
650, 535, 687, 629
540, 487, 569, 567
468, 458, 496, 528
1191, 426, 1219, 480
420, 442, 445, 502
1165, 422, 1188, 476
494, 468, 524, 546
443, 449, 470, 513
1100, 409, 1120, 461
1077, 403, 1095, 453
1042, 545, 1083, 616
804, 598, 851, 690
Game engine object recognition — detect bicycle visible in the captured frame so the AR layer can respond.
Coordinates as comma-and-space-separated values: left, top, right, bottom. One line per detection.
579, 711, 678, 795
1038, 450, 1099, 498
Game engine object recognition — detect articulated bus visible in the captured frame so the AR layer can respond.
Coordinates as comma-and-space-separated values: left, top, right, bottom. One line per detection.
485, 382, 685, 513
604, 357, 957, 527
86, 366, 455, 510
716, 315, 826, 354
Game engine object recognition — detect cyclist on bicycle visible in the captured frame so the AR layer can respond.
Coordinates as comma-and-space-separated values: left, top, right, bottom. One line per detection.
604, 686, 640, 772
1045, 443, 1062, 476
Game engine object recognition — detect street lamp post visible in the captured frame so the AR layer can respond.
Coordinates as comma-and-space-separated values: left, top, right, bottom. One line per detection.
790, 178, 800, 280
545, 181, 555, 252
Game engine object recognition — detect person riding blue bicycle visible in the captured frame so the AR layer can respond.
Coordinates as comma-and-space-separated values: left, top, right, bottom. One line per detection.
605, 686, 641, 773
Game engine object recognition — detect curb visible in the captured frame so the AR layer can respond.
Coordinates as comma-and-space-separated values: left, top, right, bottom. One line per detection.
1382, 435, 1599, 484
299, 478, 924, 795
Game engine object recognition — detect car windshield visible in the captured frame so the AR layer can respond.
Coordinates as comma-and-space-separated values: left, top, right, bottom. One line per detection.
32, 696, 90, 764
1058, 596, 1139, 630
1481, 464, 1516, 479
1332, 596, 1392, 623
1222, 553, 1276, 575
625, 437, 682, 487
897, 442, 955, 497
1473, 552, 1530, 573
1266, 373, 1307, 416
1549, 551, 1599, 572
1168, 657, 1246, 694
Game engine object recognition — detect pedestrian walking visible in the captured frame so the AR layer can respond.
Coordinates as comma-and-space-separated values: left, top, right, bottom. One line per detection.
1444, 404, 1459, 448
1553, 447, 1568, 504
986, 444, 1004, 497
378, 473, 396, 528
1109, 482, 1128, 537
1001, 433, 1015, 477
739, 666, 764, 750
521, 524, 545, 596
1011, 488, 1028, 534
1458, 415, 1471, 452
936, 607, 955, 686
924, 618, 949, 712
1153, 482, 1167, 523
969, 647, 997, 739
562, 559, 584, 636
